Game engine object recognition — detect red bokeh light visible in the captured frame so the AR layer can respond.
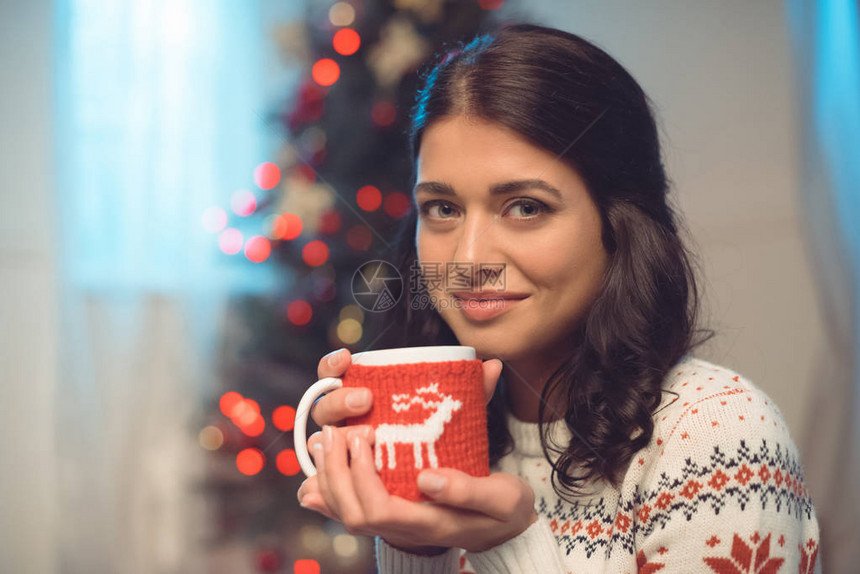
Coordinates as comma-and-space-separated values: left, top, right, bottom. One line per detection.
318, 209, 341, 234
302, 240, 329, 266
276, 449, 301, 476
255, 549, 281, 573
220, 392, 243, 417
231, 189, 257, 216
312, 58, 340, 86
371, 101, 397, 126
218, 228, 243, 255
273, 405, 296, 431
356, 185, 381, 211
287, 300, 313, 326
240, 414, 265, 437
236, 448, 265, 475
272, 213, 303, 241
333, 29, 361, 56
245, 236, 272, 263
383, 192, 411, 218
254, 162, 281, 190
478, 0, 504, 9
293, 560, 320, 574
346, 225, 373, 251
293, 164, 316, 183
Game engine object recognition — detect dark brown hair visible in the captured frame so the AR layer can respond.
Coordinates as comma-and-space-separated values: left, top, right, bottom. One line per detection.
364, 23, 714, 502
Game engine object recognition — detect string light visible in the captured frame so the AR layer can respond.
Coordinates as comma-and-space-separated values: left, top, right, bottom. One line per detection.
293, 164, 316, 184
231, 189, 257, 216
299, 525, 329, 553
244, 236, 272, 263
254, 162, 281, 190
276, 449, 301, 476
240, 414, 265, 437
333, 28, 361, 55
332, 533, 359, 557
220, 391, 243, 417
328, 2, 355, 26
318, 209, 342, 234
293, 559, 321, 574
302, 240, 329, 266
356, 185, 381, 211
312, 58, 340, 86
371, 101, 396, 126
287, 300, 313, 326
338, 304, 364, 323
218, 228, 243, 254
272, 213, 303, 240
337, 318, 362, 344
383, 191, 410, 217
198, 425, 224, 450
236, 448, 265, 475
272, 405, 296, 431
201, 206, 227, 233
346, 225, 372, 251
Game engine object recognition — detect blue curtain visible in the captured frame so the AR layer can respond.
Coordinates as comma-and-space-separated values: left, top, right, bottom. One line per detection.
786, 0, 860, 572
50, 1, 302, 571
54, 0, 280, 295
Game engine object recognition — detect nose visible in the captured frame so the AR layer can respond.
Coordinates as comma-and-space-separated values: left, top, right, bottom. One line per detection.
449, 211, 500, 289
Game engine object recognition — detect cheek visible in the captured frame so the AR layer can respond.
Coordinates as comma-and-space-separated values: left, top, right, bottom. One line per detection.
416, 224, 455, 259
517, 235, 607, 302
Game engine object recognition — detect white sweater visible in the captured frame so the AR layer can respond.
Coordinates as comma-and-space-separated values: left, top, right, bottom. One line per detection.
375, 355, 822, 573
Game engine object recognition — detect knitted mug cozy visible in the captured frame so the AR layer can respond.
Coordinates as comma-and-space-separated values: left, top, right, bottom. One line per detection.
344, 358, 488, 502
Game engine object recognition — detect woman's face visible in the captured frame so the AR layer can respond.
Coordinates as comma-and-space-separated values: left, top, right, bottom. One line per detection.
414, 115, 609, 362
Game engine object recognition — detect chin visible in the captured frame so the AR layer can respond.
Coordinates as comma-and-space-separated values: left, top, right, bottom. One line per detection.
448, 327, 529, 362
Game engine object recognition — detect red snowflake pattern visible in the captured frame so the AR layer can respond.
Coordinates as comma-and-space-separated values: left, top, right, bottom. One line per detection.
702, 532, 785, 573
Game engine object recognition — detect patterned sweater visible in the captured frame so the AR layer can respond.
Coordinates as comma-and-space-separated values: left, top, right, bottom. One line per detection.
375, 355, 822, 573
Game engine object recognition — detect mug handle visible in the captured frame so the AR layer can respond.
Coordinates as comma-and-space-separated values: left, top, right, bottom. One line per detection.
294, 376, 343, 477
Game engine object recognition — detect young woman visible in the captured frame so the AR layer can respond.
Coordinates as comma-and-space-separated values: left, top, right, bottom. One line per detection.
296, 24, 821, 573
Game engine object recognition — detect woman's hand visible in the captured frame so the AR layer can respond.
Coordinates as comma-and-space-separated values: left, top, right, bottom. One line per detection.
297, 356, 540, 554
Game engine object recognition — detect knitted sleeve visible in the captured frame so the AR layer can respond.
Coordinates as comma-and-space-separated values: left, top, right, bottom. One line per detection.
375, 514, 568, 574
374, 536, 460, 573
633, 382, 821, 573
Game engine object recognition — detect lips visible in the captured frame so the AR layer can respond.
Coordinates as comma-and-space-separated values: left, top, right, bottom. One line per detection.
450, 291, 530, 301
451, 292, 529, 322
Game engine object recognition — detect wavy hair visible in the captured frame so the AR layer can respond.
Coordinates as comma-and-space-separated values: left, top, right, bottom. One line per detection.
363, 23, 715, 501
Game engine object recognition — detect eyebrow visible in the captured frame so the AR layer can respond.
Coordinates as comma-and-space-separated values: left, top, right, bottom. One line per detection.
412, 179, 564, 202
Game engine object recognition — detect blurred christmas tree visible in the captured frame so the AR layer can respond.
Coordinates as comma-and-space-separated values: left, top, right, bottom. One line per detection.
197, 1, 513, 572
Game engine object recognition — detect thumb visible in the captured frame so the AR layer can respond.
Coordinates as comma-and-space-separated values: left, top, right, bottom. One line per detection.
416, 468, 529, 520
482, 359, 503, 405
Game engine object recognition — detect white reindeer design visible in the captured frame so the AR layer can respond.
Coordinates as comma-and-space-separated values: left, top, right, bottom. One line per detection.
374, 382, 463, 471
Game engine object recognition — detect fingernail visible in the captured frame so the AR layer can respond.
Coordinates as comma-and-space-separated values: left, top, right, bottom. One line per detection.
346, 389, 369, 410
349, 434, 361, 458
323, 425, 333, 453
311, 441, 324, 471
328, 348, 346, 368
417, 472, 447, 493
297, 482, 306, 504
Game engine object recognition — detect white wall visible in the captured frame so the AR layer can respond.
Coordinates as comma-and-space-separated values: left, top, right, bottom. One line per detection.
0, 1, 58, 573
513, 1, 823, 437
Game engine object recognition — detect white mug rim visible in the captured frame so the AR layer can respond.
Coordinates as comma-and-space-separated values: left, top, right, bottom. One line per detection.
350, 345, 475, 366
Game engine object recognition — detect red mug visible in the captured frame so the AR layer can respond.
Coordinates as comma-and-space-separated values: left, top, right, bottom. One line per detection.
294, 346, 488, 502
